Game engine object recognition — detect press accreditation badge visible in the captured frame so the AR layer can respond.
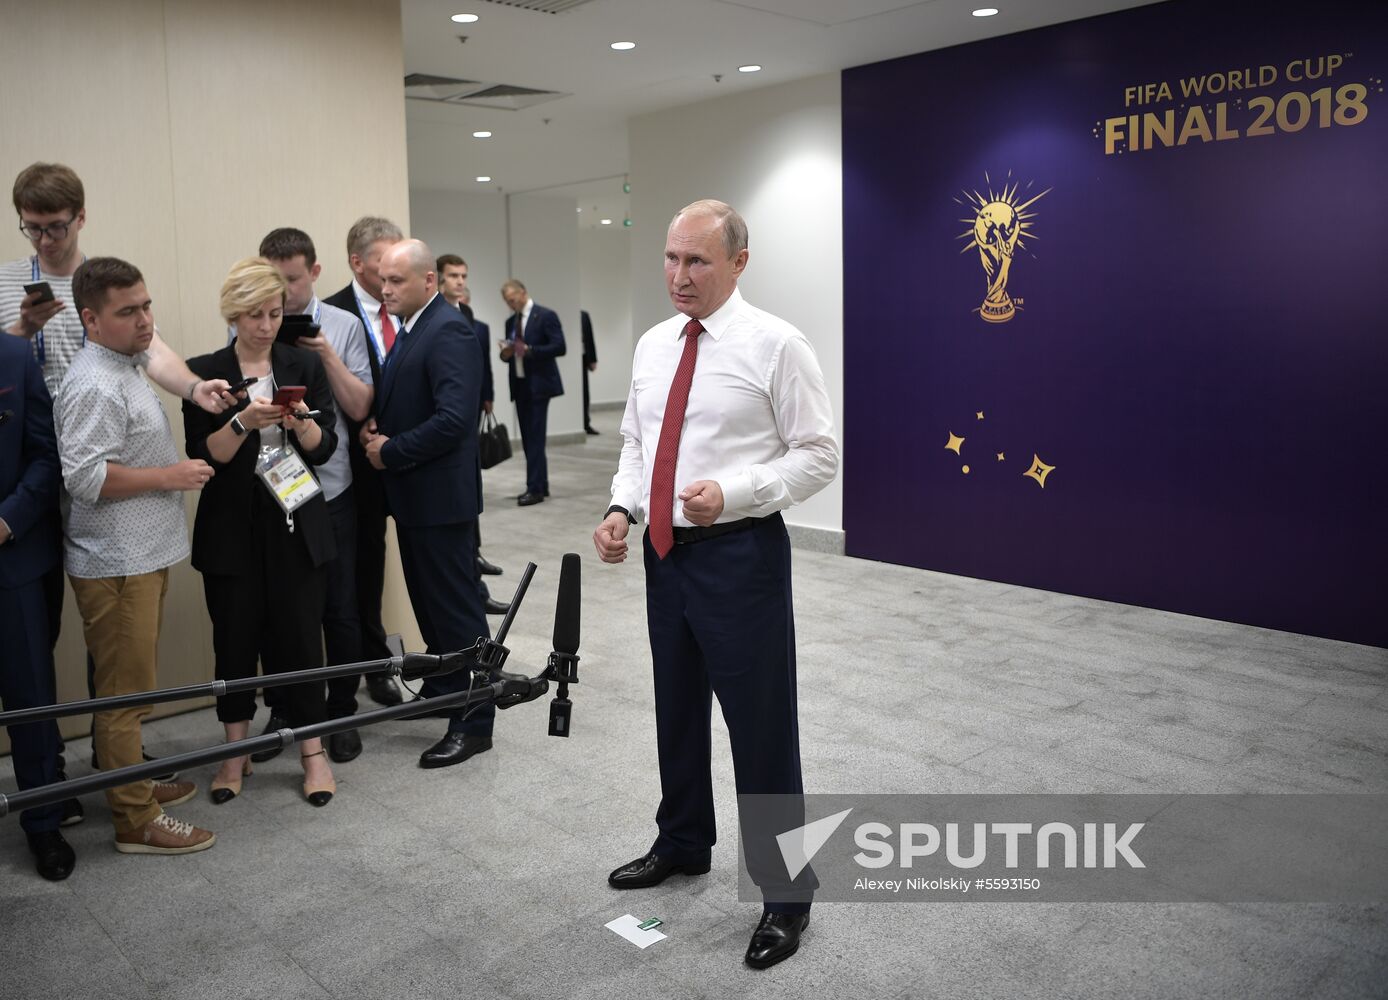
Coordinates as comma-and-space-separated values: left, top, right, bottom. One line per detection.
255, 445, 321, 515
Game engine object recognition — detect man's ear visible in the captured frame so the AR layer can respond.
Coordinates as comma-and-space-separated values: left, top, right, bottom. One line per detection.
310, 261, 322, 282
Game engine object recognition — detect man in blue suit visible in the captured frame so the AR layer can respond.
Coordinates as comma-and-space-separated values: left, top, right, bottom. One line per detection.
363, 240, 492, 769
0, 333, 74, 879
500, 279, 565, 506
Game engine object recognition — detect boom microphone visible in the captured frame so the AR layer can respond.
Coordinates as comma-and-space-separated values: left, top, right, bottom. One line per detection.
547, 553, 582, 737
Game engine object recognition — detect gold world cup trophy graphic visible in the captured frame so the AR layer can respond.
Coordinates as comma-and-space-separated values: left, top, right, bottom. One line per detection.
957, 173, 1049, 323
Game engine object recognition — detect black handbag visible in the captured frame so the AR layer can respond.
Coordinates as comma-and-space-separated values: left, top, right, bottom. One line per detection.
479, 411, 512, 469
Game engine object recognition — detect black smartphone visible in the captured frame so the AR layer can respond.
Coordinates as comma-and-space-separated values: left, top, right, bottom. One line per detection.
277, 314, 319, 346
227, 376, 258, 394
23, 281, 55, 304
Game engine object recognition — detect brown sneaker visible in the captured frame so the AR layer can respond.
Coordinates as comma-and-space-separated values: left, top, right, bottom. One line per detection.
114, 813, 216, 855
152, 781, 197, 807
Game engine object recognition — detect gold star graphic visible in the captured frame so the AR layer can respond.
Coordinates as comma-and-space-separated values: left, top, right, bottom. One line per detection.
1023, 454, 1055, 488
976, 411, 985, 420
945, 432, 965, 455
996, 452, 1005, 462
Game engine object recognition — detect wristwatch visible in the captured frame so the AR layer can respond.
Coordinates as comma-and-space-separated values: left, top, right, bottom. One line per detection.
606, 504, 636, 525
230, 414, 247, 437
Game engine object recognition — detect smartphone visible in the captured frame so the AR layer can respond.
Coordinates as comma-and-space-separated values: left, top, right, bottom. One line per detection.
271, 385, 306, 408
277, 314, 319, 346
23, 281, 55, 304
227, 376, 258, 394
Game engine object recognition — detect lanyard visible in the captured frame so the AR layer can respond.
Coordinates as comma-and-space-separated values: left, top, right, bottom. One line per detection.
31, 256, 86, 367
354, 294, 387, 367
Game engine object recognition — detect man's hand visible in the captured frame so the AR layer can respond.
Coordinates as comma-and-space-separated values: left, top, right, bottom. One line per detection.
0, 519, 11, 546
498, 339, 514, 361
164, 459, 214, 491
296, 332, 337, 362
365, 432, 389, 470
593, 512, 631, 564
679, 480, 724, 526
11, 292, 66, 338
587, 361, 597, 372
192, 378, 234, 413
482, 400, 493, 415
358, 417, 378, 449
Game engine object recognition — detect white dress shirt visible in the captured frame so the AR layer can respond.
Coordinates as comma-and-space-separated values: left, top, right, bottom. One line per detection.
610, 287, 839, 527
510, 299, 532, 380
352, 278, 390, 363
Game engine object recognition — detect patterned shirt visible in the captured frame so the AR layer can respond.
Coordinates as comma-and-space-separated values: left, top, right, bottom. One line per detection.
54, 342, 189, 578
0, 256, 89, 397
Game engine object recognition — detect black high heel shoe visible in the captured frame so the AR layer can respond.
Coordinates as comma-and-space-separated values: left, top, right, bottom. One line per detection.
210, 757, 252, 805
301, 749, 335, 807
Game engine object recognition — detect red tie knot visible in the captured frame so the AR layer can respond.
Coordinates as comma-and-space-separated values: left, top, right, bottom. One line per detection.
683, 319, 704, 339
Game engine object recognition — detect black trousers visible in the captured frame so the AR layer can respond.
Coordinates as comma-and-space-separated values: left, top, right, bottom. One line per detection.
643, 513, 812, 913
323, 488, 363, 719
0, 577, 63, 833
514, 387, 550, 496
202, 505, 328, 727
396, 520, 493, 737
350, 446, 392, 662
582, 365, 592, 428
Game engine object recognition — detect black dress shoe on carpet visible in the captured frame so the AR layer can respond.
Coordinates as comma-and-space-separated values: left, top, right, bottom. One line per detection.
419, 733, 492, 769
476, 555, 503, 576
608, 851, 711, 889
90, 749, 178, 781
327, 729, 362, 763
26, 829, 76, 882
517, 492, 545, 506
745, 910, 810, 969
484, 597, 511, 616
59, 796, 84, 827
250, 714, 290, 763
367, 675, 403, 707
585, 426, 600, 435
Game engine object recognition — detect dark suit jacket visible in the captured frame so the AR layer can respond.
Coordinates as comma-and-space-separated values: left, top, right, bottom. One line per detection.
183, 342, 338, 575
0, 334, 61, 588
454, 302, 494, 408
505, 303, 565, 401
375, 294, 482, 528
581, 310, 597, 366
324, 282, 383, 395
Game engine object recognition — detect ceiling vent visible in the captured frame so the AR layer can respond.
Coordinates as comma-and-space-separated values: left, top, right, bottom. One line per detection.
476, 0, 598, 12
405, 73, 568, 110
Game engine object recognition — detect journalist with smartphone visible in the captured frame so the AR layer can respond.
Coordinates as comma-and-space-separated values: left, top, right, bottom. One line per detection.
182, 258, 337, 807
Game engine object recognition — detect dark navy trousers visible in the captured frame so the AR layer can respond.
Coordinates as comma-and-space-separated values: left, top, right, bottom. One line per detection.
0, 578, 63, 834
513, 385, 550, 496
396, 520, 494, 737
644, 513, 812, 913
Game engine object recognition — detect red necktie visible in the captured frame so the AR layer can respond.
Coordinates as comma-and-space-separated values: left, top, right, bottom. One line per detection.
513, 313, 528, 357
648, 320, 704, 559
379, 304, 396, 355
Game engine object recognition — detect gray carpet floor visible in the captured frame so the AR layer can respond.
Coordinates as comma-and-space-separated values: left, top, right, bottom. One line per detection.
1, 408, 1384, 999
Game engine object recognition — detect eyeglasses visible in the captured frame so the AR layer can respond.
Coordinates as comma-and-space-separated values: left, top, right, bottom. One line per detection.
18, 216, 77, 242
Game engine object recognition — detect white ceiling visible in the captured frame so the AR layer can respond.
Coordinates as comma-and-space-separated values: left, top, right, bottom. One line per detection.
403, 0, 1161, 224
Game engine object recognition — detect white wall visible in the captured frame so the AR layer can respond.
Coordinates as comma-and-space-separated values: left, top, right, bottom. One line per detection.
508, 194, 583, 436
628, 73, 844, 533
578, 227, 633, 406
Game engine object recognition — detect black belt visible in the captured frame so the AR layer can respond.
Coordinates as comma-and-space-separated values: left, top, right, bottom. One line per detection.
672, 517, 758, 545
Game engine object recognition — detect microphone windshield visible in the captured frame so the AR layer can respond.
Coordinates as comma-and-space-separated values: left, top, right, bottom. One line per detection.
552, 553, 581, 655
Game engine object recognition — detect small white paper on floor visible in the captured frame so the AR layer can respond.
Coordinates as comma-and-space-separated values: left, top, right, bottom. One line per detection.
605, 914, 668, 949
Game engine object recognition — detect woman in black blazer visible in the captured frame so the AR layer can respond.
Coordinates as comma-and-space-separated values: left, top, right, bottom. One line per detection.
183, 257, 338, 807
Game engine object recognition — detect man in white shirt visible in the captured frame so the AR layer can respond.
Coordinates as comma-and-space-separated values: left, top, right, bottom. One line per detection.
259, 228, 374, 764
323, 217, 405, 709
594, 200, 839, 969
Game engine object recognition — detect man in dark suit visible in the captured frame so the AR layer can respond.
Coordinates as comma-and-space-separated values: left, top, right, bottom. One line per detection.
0, 334, 73, 880
322, 217, 404, 710
499, 279, 565, 506
364, 240, 492, 769
581, 309, 599, 435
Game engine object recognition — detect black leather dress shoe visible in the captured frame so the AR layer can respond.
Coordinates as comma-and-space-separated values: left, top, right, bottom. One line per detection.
26, 829, 76, 882
476, 555, 503, 576
517, 492, 545, 506
585, 426, 600, 435
745, 910, 810, 969
607, 851, 711, 889
327, 729, 362, 763
419, 733, 492, 769
250, 714, 290, 762
484, 597, 511, 616
367, 675, 403, 707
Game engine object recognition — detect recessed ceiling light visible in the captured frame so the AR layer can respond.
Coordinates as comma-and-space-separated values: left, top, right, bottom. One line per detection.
972, 7, 999, 15
476, 175, 491, 182
472, 130, 492, 138
451, 13, 479, 23
600, 218, 613, 225
738, 64, 762, 73
610, 41, 636, 51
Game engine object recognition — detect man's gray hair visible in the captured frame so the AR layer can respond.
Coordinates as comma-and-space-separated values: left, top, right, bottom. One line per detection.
346, 216, 404, 261
671, 199, 748, 259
